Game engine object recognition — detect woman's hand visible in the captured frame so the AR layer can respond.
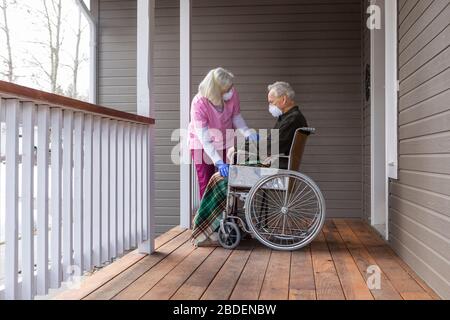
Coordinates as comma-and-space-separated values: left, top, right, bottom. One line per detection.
215, 160, 230, 177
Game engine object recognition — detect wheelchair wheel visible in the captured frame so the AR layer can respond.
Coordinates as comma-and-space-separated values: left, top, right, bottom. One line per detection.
245, 172, 325, 251
218, 221, 241, 250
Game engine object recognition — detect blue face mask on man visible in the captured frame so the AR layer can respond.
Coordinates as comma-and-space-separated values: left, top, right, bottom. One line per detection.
268, 104, 283, 118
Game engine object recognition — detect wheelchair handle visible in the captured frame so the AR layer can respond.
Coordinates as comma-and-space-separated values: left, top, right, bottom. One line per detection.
299, 127, 316, 134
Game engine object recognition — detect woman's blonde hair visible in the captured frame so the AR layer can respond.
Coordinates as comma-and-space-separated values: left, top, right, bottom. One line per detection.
198, 67, 234, 106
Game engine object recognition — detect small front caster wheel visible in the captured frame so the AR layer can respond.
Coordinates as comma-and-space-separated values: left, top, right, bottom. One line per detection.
218, 221, 241, 250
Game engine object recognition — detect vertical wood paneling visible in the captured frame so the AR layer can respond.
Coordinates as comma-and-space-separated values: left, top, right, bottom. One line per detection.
50, 108, 63, 288
98, 0, 137, 113
83, 114, 94, 271
391, 1, 450, 300
4, 99, 19, 299
36, 105, 50, 295
20, 102, 35, 299
62, 110, 74, 281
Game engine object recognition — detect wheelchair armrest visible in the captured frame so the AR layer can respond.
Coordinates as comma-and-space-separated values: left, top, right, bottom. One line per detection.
262, 154, 289, 167
230, 149, 259, 165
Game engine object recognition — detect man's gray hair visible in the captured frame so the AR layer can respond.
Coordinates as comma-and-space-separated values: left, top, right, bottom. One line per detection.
268, 81, 295, 100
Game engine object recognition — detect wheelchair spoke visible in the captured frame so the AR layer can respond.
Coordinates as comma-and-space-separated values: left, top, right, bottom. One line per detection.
245, 172, 325, 250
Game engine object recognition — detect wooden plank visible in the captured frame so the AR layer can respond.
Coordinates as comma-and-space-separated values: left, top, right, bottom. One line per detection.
141, 246, 214, 300
113, 238, 196, 300
201, 244, 253, 300
54, 226, 187, 300
84, 229, 191, 300
230, 246, 271, 300
259, 250, 291, 300
21, 102, 35, 299
310, 232, 345, 300
172, 247, 233, 300
355, 220, 441, 300
289, 246, 316, 300
346, 220, 433, 300
333, 219, 403, 300
322, 221, 373, 300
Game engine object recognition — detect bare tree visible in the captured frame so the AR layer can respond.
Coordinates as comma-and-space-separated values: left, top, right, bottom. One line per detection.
44, 0, 63, 93
25, 0, 64, 92
0, 0, 16, 82
65, 9, 87, 99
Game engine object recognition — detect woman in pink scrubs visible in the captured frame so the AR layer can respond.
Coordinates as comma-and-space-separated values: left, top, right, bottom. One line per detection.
188, 67, 257, 199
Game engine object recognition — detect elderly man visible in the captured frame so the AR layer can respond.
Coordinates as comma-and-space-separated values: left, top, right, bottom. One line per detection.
191, 81, 309, 247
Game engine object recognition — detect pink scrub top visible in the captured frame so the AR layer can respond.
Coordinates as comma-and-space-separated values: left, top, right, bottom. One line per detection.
188, 89, 241, 152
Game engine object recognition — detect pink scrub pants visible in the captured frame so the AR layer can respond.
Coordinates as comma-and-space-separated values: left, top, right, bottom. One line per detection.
191, 149, 227, 199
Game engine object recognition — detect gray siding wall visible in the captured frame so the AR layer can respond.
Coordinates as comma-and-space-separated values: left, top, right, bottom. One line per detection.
98, 0, 364, 235
390, 0, 450, 299
155, 0, 364, 230
97, 0, 137, 113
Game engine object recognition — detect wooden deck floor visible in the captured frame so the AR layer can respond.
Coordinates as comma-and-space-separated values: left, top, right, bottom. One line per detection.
56, 219, 440, 300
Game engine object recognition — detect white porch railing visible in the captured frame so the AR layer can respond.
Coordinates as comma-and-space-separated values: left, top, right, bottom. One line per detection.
0, 81, 155, 300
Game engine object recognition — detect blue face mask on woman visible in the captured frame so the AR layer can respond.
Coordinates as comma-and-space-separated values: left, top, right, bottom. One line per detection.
222, 88, 234, 101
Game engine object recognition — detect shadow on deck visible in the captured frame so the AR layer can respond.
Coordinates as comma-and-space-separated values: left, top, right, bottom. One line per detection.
55, 219, 440, 300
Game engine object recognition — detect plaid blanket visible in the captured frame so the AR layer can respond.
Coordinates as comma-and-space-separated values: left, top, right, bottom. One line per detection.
191, 172, 227, 246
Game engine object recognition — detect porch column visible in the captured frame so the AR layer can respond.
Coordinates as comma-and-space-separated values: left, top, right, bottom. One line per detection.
180, 0, 192, 229
137, 0, 156, 253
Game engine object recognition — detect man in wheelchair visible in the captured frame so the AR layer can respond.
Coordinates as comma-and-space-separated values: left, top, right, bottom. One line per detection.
191, 81, 314, 248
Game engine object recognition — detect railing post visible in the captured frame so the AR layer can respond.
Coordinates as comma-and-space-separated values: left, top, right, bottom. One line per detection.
62, 110, 74, 281
117, 122, 125, 255
36, 105, 50, 295
83, 114, 93, 271
73, 112, 84, 272
50, 108, 63, 288
21, 102, 36, 299
101, 118, 110, 262
92, 116, 102, 267
4, 99, 19, 300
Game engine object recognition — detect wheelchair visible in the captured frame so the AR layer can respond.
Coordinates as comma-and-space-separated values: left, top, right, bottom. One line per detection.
217, 128, 326, 251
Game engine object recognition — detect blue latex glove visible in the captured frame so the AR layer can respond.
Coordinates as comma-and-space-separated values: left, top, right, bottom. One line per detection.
216, 160, 230, 177
247, 133, 260, 141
